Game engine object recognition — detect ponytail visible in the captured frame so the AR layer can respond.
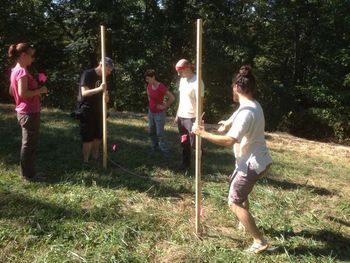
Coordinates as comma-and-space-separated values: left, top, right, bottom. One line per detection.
8, 44, 18, 58
234, 73, 256, 97
8, 43, 31, 59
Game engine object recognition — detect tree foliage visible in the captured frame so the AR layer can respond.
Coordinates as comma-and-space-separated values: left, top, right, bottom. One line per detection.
1, 0, 349, 144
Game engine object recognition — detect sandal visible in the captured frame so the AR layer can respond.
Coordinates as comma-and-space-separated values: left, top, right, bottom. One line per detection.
238, 222, 246, 232
246, 242, 269, 254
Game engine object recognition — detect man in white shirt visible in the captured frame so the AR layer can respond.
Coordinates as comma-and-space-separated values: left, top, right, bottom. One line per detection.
192, 73, 272, 253
175, 59, 204, 170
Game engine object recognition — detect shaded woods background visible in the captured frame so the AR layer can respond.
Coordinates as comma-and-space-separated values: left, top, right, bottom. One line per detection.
0, 0, 349, 144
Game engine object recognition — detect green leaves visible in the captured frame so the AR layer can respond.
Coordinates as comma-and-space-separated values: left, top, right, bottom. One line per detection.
1, 0, 349, 144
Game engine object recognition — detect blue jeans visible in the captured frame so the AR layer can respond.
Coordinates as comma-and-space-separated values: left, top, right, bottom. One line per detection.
148, 111, 168, 152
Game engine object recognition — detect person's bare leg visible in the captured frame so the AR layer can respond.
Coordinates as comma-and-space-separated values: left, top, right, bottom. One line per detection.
242, 199, 249, 210
238, 199, 249, 231
230, 202, 266, 245
82, 142, 92, 163
92, 139, 101, 160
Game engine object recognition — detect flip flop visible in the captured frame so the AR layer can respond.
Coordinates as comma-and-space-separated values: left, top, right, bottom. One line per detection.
246, 242, 269, 254
238, 222, 246, 232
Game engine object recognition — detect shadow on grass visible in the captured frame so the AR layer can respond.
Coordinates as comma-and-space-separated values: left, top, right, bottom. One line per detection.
108, 121, 233, 175
259, 177, 334, 196
0, 190, 164, 241
263, 228, 350, 261
0, 105, 231, 197
111, 170, 188, 199
327, 216, 350, 227
0, 191, 82, 221
0, 106, 82, 170
0, 106, 23, 165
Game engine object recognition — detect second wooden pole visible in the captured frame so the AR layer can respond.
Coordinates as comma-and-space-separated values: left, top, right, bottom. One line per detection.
195, 18, 203, 235
101, 25, 108, 169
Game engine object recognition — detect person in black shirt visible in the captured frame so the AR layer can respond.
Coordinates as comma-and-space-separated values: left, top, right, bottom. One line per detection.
79, 57, 114, 163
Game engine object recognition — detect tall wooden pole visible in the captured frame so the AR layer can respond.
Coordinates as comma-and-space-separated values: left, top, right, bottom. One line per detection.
195, 18, 203, 235
101, 25, 108, 169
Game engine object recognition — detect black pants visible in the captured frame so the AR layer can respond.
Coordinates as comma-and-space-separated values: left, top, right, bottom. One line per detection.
177, 117, 196, 167
17, 113, 40, 178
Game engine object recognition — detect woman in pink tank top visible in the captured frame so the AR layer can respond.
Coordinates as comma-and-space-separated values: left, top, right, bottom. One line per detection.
8, 43, 48, 181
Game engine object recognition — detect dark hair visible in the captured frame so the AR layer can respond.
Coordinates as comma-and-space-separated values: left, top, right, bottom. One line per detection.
145, 69, 156, 77
239, 64, 252, 75
232, 64, 256, 93
233, 73, 256, 96
8, 43, 33, 59
232, 64, 253, 81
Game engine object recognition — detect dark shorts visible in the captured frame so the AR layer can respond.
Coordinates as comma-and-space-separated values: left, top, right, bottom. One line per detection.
228, 165, 270, 204
79, 109, 103, 142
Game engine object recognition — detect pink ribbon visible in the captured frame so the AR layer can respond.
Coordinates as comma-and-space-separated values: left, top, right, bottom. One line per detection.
112, 144, 118, 152
175, 65, 189, 71
38, 73, 47, 83
181, 134, 188, 143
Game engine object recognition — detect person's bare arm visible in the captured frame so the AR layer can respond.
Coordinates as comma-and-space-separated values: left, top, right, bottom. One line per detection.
165, 90, 175, 107
217, 113, 235, 132
192, 124, 237, 147
158, 90, 175, 110
18, 77, 47, 98
81, 83, 105, 97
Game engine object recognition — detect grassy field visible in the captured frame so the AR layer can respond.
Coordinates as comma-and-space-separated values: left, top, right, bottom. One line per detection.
0, 103, 349, 263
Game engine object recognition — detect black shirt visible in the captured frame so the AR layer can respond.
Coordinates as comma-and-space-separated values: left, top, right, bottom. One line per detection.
79, 68, 102, 113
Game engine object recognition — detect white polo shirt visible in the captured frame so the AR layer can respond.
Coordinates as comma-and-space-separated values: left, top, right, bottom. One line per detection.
226, 99, 272, 175
177, 74, 204, 118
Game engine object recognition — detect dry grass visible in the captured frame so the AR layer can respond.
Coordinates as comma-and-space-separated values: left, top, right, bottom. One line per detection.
1, 104, 349, 262
267, 132, 350, 166
267, 132, 350, 195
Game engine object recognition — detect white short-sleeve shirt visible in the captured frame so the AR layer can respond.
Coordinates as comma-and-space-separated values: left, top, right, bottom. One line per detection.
226, 99, 272, 175
177, 74, 204, 118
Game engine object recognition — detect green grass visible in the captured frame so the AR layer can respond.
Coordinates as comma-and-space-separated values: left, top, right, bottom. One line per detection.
0, 103, 349, 263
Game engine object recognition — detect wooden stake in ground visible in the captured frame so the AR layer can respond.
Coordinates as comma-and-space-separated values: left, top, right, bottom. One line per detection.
195, 18, 203, 235
101, 25, 108, 169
